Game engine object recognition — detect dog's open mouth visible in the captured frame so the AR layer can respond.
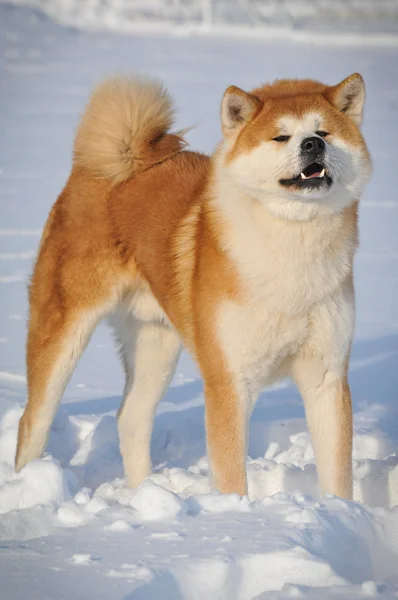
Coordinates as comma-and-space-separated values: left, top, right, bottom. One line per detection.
280, 162, 332, 189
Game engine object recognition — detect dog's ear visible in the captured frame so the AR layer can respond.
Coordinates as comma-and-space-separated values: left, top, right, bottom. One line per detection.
221, 86, 262, 137
326, 73, 365, 126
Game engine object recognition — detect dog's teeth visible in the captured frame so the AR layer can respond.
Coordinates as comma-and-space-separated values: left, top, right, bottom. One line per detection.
320, 168, 325, 177
300, 172, 307, 179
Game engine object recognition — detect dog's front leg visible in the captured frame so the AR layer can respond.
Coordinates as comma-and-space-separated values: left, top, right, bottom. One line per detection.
204, 376, 251, 497
291, 278, 355, 500
292, 359, 353, 500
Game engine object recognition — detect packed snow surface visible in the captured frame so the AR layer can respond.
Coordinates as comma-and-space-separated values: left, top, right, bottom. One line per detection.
1, 4, 398, 599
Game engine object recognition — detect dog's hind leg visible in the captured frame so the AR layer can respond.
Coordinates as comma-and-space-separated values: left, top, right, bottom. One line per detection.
15, 299, 111, 472
110, 310, 181, 488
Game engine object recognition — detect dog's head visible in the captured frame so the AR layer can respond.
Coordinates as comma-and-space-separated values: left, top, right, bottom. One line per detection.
219, 74, 371, 220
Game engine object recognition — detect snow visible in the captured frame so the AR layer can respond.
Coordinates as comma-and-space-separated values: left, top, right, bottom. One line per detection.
129, 481, 186, 522
0, 457, 75, 514
3, 0, 398, 43
1, 3, 398, 599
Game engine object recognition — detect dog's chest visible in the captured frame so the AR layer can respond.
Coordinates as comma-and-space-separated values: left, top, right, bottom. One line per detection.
217, 299, 308, 388
223, 206, 355, 316
238, 243, 351, 318
216, 220, 355, 387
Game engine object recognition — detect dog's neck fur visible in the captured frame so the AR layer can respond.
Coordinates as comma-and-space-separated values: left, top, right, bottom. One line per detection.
208, 153, 358, 313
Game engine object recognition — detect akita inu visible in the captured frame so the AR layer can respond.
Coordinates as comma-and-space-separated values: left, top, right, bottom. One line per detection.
15, 74, 371, 499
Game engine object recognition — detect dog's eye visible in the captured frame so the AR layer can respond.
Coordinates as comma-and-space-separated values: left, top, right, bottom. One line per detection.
273, 135, 291, 142
315, 131, 329, 138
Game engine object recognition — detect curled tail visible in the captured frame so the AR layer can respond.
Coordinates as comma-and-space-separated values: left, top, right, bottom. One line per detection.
73, 76, 187, 184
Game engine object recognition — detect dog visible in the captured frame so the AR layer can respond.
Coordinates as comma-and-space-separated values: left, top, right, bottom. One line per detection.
15, 73, 371, 499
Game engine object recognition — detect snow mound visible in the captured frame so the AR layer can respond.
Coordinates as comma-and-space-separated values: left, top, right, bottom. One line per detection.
130, 480, 185, 522
0, 401, 77, 516
0, 457, 75, 514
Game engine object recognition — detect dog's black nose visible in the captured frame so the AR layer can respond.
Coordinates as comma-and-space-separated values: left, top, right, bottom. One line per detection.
301, 136, 325, 154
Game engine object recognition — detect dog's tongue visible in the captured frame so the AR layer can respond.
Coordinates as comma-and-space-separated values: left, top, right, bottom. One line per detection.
307, 170, 321, 179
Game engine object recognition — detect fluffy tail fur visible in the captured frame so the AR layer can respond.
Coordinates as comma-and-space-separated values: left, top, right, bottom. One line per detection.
73, 76, 187, 184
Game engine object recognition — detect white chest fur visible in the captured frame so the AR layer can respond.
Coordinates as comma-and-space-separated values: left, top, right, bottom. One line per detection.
221, 193, 356, 315
217, 299, 308, 392
214, 183, 357, 392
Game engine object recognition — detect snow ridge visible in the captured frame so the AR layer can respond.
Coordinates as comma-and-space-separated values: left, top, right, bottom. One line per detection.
3, 0, 398, 44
